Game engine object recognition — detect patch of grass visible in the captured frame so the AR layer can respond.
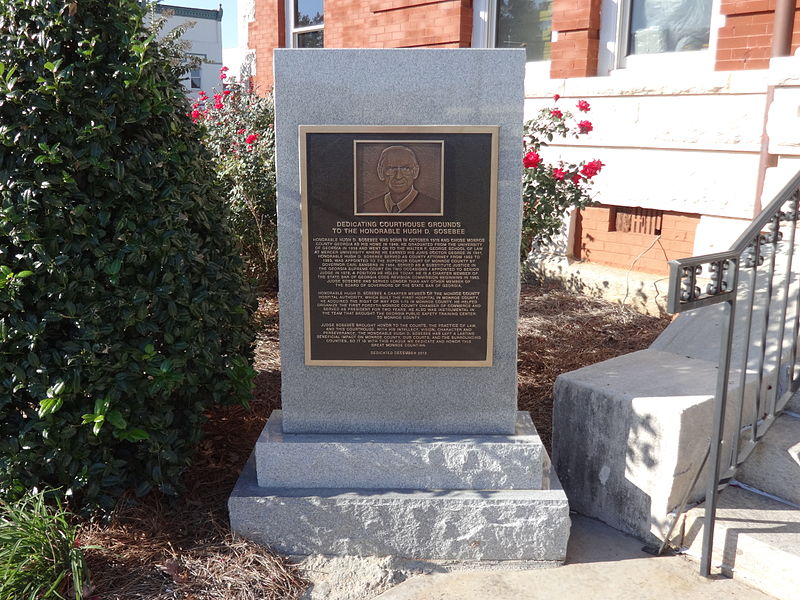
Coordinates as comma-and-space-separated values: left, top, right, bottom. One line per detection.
0, 490, 90, 600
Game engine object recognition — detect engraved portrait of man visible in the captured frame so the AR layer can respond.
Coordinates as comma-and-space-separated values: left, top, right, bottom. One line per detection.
355, 142, 443, 215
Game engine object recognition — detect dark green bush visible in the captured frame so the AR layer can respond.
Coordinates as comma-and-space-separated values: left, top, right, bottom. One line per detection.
0, 0, 255, 507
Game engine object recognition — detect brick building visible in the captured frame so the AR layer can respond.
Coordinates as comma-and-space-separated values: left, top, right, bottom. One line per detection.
237, 0, 800, 290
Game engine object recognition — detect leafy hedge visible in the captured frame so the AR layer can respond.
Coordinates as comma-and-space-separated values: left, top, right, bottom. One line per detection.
0, 0, 255, 507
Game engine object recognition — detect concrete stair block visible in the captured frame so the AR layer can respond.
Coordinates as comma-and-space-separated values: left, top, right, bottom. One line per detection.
677, 485, 800, 600
552, 348, 758, 543
255, 410, 544, 490
736, 412, 800, 505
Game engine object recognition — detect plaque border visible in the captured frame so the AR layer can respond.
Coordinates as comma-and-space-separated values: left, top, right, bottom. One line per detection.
299, 125, 498, 368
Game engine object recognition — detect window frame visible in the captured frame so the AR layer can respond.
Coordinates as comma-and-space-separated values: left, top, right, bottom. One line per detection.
285, 0, 324, 49
603, 0, 721, 73
472, 0, 553, 68
186, 52, 206, 90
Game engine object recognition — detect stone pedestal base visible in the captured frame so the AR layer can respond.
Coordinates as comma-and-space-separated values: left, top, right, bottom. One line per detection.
254, 411, 544, 489
228, 411, 570, 561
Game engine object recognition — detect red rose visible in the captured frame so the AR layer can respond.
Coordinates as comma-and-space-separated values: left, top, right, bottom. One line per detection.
191, 110, 201, 122
578, 120, 593, 133
553, 168, 566, 180
577, 100, 590, 112
220, 66, 229, 72
580, 159, 604, 178
245, 133, 259, 144
550, 109, 563, 119
223, 90, 232, 96
571, 173, 581, 184
523, 151, 541, 169
553, 94, 560, 101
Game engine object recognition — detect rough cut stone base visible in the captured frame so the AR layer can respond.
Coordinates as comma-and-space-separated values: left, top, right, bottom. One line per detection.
229, 410, 570, 561
255, 410, 544, 489
229, 454, 570, 561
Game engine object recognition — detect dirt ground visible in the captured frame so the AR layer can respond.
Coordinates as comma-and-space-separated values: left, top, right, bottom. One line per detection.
81, 283, 669, 599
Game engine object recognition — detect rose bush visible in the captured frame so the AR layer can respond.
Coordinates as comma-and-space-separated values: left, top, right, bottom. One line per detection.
190, 70, 278, 289
521, 96, 604, 262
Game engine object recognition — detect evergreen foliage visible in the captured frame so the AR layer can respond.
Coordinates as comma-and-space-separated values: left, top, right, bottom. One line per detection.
0, 0, 255, 507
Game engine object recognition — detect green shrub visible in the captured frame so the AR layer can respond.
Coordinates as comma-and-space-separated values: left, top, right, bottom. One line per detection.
0, 490, 90, 600
190, 71, 278, 289
0, 0, 255, 507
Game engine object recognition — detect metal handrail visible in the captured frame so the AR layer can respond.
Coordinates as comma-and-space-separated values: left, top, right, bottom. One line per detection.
664, 169, 800, 576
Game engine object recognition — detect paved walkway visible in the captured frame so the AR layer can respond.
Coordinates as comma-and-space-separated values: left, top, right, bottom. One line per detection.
375, 515, 774, 600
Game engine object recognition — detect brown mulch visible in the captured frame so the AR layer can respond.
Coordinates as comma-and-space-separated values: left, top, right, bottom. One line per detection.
516, 283, 669, 451
80, 283, 668, 598
81, 296, 304, 600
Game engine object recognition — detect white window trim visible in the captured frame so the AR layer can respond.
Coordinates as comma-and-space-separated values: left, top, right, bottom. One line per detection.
599, 0, 722, 76
472, 0, 552, 77
285, 0, 323, 48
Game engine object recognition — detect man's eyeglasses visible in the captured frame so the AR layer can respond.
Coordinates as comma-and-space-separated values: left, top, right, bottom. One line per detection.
383, 166, 414, 176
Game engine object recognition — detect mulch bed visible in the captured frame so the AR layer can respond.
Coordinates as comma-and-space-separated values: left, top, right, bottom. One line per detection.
81, 283, 669, 598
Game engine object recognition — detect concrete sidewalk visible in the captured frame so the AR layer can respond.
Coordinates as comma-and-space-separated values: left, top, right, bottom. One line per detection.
374, 514, 775, 600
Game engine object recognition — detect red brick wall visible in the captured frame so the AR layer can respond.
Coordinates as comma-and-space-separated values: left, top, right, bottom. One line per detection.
550, 0, 601, 78
248, 0, 472, 90
575, 205, 699, 276
249, 0, 284, 93
328, 0, 472, 48
717, 0, 800, 70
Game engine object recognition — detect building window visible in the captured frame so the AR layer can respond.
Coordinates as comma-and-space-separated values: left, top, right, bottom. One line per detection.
494, 0, 552, 62
189, 67, 202, 89
287, 0, 323, 48
625, 0, 712, 56
186, 53, 206, 91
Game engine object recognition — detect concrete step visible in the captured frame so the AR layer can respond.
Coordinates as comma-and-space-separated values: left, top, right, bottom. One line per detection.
737, 412, 800, 505
552, 347, 757, 544
229, 451, 570, 562
255, 410, 545, 490
677, 484, 800, 600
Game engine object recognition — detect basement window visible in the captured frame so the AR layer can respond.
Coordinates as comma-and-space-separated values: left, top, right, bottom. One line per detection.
610, 206, 663, 235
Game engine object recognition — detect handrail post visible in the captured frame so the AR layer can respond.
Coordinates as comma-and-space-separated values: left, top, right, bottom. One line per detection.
700, 296, 737, 576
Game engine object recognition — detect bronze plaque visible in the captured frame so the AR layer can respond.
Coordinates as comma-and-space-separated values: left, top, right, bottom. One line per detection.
300, 126, 498, 366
